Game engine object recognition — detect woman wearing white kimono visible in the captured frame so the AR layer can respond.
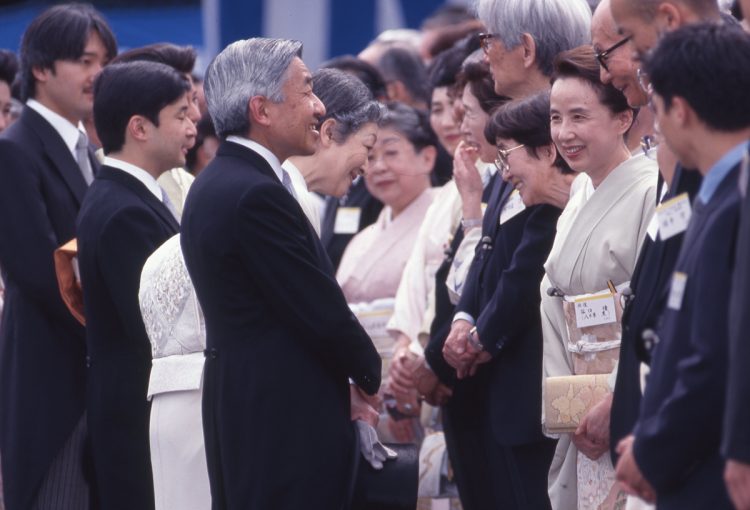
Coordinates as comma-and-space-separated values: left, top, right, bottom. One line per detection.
541, 47, 657, 510
138, 68, 384, 510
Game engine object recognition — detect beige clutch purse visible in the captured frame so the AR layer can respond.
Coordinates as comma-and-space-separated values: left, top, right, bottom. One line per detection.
543, 374, 611, 434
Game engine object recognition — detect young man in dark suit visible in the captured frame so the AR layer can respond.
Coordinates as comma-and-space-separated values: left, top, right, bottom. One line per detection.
180, 38, 381, 510
0, 5, 116, 509
77, 61, 195, 510
614, 24, 750, 509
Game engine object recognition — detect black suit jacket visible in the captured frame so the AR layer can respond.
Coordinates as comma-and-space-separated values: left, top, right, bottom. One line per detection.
610, 165, 702, 463
723, 145, 750, 464
320, 177, 383, 271
633, 164, 740, 509
77, 166, 179, 510
0, 107, 95, 509
427, 176, 561, 445
180, 141, 380, 510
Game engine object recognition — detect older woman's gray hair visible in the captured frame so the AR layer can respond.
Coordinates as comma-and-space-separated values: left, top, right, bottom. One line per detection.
312, 68, 383, 142
204, 37, 302, 138
475, 0, 592, 76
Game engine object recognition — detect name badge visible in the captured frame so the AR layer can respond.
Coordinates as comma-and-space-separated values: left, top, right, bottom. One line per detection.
499, 190, 526, 225
667, 271, 688, 311
334, 207, 361, 234
574, 292, 617, 328
656, 193, 691, 241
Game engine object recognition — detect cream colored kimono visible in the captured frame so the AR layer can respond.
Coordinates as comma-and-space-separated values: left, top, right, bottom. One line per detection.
542, 153, 657, 510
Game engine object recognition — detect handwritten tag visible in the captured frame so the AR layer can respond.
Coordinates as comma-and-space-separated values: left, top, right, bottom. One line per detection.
333, 207, 361, 234
499, 189, 526, 225
667, 271, 688, 311
574, 292, 617, 328
656, 193, 691, 240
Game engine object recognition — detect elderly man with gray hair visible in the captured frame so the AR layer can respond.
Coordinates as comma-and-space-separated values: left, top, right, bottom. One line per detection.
475, 0, 592, 98
180, 38, 381, 509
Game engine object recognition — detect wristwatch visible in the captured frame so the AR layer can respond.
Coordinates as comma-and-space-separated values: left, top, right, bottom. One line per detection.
467, 326, 483, 351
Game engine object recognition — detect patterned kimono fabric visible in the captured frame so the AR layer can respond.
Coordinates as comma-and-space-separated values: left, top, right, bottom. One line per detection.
541, 153, 657, 510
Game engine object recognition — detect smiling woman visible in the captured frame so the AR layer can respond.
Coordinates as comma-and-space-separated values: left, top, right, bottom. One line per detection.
541, 45, 658, 510
485, 92, 574, 209
336, 102, 437, 305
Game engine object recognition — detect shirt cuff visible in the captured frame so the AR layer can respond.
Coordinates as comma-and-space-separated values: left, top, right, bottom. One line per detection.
452, 312, 475, 325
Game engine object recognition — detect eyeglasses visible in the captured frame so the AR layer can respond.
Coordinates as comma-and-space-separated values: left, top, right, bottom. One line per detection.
640, 134, 660, 159
495, 144, 525, 173
478, 32, 499, 53
595, 36, 632, 72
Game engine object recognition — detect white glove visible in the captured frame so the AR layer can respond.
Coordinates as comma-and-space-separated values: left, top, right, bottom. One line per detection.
356, 420, 398, 470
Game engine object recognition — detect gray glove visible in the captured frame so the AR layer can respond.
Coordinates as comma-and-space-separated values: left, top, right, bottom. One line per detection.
356, 420, 398, 470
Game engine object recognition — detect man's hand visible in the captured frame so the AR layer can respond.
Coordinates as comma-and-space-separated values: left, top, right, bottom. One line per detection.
350, 384, 379, 427
443, 320, 478, 376
725, 459, 750, 510
465, 351, 492, 378
572, 393, 612, 460
615, 435, 656, 503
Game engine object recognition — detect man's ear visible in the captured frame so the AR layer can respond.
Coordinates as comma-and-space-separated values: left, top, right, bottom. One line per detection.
248, 96, 271, 127
31, 65, 52, 85
319, 118, 336, 148
668, 96, 692, 128
126, 115, 150, 143
520, 33, 538, 70
655, 2, 682, 30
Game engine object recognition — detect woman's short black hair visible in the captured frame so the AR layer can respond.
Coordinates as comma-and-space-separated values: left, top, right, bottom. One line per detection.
486, 92, 573, 174
20, 3, 117, 101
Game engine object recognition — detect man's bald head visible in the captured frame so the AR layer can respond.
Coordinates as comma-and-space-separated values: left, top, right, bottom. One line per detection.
592, 0, 649, 107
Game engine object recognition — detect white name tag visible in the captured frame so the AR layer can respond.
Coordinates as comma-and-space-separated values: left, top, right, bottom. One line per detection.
667, 271, 688, 311
334, 207, 361, 234
656, 193, 691, 241
574, 292, 617, 328
499, 189, 526, 225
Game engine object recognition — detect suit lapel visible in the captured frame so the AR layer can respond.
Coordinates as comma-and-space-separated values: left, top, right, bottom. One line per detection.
23, 108, 88, 205
98, 166, 180, 233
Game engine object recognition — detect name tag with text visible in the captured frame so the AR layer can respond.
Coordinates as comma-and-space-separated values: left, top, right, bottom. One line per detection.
334, 207, 361, 234
499, 190, 526, 225
574, 292, 617, 328
656, 193, 691, 240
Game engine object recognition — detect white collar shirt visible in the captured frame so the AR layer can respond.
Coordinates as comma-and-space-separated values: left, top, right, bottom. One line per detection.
226, 135, 284, 183
103, 156, 163, 201
26, 98, 86, 163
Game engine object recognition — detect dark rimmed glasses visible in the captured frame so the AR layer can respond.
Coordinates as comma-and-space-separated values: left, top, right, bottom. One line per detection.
479, 32, 499, 53
595, 36, 632, 72
495, 144, 525, 173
